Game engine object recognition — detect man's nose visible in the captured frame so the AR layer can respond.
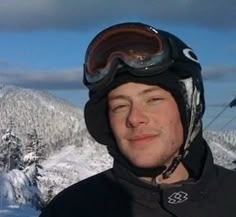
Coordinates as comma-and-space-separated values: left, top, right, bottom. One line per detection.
126, 105, 149, 128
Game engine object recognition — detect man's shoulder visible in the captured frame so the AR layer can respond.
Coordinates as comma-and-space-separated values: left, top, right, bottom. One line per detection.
39, 168, 125, 217
215, 164, 236, 176
40, 168, 133, 217
54, 168, 115, 201
214, 164, 236, 187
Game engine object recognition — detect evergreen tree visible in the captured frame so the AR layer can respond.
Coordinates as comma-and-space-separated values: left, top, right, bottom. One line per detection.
0, 136, 9, 173
24, 129, 45, 186
22, 129, 46, 209
0, 120, 24, 172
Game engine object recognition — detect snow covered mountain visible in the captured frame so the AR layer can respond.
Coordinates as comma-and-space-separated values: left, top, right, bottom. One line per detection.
0, 85, 112, 216
0, 85, 235, 217
0, 85, 88, 154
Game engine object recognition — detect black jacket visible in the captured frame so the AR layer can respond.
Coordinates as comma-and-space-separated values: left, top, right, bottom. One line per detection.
39, 143, 236, 217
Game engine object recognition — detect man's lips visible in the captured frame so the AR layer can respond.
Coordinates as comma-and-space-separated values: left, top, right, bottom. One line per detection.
128, 134, 158, 142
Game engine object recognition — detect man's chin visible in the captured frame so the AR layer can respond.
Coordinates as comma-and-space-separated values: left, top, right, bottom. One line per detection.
130, 159, 163, 169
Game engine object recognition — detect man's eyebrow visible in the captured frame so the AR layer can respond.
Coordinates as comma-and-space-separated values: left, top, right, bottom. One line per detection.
108, 94, 130, 101
141, 86, 161, 95
108, 86, 161, 101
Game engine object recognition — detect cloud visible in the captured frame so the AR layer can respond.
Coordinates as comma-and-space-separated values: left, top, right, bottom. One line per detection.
0, 0, 235, 31
0, 60, 10, 67
202, 65, 236, 81
0, 68, 85, 90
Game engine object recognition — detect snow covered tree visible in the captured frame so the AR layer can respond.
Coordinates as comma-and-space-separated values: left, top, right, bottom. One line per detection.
0, 138, 9, 173
22, 129, 46, 210
0, 120, 24, 172
1, 169, 44, 210
23, 129, 45, 186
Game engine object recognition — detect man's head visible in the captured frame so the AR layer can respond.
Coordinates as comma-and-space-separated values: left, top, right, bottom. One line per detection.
108, 82, 184, 170
83, 22, 205, 177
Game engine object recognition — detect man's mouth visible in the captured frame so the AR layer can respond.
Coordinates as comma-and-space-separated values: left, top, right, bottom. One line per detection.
128, 134, 158, 143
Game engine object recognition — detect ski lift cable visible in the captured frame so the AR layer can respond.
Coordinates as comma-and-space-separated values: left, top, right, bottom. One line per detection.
219, 97, 236, 130
203, 104, 229, 130
219, 115, 236, 131
229, 97, 236, 108
204, 97, 236, 131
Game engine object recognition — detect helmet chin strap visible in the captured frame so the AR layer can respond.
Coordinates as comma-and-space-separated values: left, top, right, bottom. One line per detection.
162, 82, 201, 178
162, 150, 184, 179
163, 78, 203, 179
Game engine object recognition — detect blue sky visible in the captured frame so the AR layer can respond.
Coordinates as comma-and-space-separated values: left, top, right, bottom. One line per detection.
0, 0, 235, 130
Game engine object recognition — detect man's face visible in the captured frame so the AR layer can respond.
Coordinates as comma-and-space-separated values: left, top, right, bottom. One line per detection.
108, 82, 184, 168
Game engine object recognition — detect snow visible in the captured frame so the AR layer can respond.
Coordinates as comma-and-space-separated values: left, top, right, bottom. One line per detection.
39, 143, 112, 197
0, 85, 13, 98
0, 140, 112, 217
0, 202, 40, 217
212, 141, 236, 158
0, 171, 40, 217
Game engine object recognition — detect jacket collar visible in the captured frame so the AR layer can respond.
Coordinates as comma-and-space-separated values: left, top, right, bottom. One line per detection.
112, 141, 217, 208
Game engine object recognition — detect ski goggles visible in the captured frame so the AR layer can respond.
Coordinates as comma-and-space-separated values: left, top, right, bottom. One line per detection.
83, 23, 196, 91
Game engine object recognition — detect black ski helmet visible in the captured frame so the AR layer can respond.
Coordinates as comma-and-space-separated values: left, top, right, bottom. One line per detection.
83, 22, 205, 177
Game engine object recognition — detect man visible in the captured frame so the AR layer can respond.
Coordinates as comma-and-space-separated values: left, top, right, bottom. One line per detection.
39, 22, 236, 217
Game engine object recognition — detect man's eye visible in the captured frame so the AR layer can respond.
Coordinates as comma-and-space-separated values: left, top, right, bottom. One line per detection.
111, 104, 128, 112
148, 97, 163, 103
